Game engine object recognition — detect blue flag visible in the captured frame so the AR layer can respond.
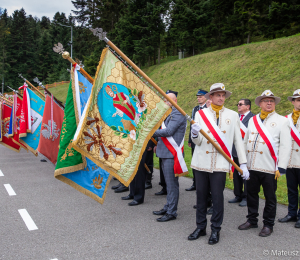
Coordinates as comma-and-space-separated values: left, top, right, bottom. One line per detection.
20, 89, 45, 155
56, 69, 111, 204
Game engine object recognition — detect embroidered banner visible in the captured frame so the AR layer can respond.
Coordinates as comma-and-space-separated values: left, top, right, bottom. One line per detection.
0, 103, 21, 152
19, 88, 45, 155
55, 68, 112, 204
72, 48, 171, 186
37, 94, 64, 164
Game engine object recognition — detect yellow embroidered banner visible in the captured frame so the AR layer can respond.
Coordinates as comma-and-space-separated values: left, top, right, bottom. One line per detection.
72, 48, 171, 186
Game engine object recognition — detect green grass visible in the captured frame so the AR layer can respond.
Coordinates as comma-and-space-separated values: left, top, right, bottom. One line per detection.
47, 83, 70, 104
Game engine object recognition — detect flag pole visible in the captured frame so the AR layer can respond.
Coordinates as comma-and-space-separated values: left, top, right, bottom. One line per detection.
18, 74, 45, 99
0, 93, 13, 106
52, 43, 94, 84
33, 77, 64, 109
89, 28, 242, 175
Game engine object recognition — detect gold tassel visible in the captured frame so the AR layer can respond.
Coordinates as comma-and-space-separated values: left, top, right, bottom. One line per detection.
274, 170, 280, 180
229, 170, 234, 179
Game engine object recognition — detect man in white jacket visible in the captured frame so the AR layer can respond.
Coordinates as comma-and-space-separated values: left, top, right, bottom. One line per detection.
278, 89, 300, 228
238, 90, 291, 237
188, 83, 249, 245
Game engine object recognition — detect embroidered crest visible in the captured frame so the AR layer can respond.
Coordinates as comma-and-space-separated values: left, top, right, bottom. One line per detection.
270, 122, 277, 128
41, 120, 60, 141
221, 85, 225, 90
225, 119, 231, 125
91, 174, 103, 189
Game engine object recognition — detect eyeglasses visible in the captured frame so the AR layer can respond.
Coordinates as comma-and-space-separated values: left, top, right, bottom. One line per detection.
261, 99, 275, 103
237, 103, 245, 106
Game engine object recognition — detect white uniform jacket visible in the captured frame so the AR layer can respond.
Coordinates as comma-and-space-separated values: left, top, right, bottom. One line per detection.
287, 114, 300, 169
191, 106, 247, 173
244, 111, 291, 174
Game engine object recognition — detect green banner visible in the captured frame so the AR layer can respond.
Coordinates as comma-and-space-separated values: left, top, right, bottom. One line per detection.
54, 81, 85, 175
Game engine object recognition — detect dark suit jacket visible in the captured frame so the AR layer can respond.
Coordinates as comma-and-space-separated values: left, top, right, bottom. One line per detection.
232, 111, 255, 158
188, 104, 207, 150
153, 107, 187, 159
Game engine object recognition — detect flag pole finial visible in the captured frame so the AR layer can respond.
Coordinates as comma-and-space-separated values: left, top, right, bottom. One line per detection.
90, 28, 108, 42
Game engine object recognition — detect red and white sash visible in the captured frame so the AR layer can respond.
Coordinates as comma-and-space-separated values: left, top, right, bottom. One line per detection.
240, 121, 247, 139
286, 114, 300, 147
160, 121, 188, 175
253, 115, 278, 171
198, 109, 232, 164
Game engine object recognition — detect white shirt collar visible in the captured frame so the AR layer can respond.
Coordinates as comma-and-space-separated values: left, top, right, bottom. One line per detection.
240, 111, 250, 118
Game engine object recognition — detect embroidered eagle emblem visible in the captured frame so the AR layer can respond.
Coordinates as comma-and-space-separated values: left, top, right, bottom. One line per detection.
41, 120, 60, 141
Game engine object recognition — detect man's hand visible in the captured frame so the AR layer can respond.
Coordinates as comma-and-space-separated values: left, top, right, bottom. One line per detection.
206, 99, 212, 107
239, 164, 250, 180
188, 143, 191, 147
191, 123, 201, 138
153, 146, 157, 153
147, 147, 153, 151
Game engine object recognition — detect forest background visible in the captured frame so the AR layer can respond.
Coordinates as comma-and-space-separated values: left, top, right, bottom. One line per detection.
0, 0, 300, 90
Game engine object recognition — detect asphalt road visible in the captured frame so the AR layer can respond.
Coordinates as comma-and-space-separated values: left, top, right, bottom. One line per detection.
0, 145, 299, 260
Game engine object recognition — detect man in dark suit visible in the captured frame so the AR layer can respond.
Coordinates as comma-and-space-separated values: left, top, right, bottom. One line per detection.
228, 99, 255, 207
121, 139, 155, 205
152, 91, 187, 222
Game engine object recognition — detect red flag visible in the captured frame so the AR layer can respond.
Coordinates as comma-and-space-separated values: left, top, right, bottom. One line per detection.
0, 103, 21, 152
10, 96, 28, 150
37, 94, 64, 164
19, 84, 31, 137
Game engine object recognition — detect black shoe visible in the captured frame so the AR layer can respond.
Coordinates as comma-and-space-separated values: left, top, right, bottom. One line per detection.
155, 189, 167, 195
111, 182, 122, 190
228, 197, 242, 203
208, 230, 220, 245
128, 200, 142, 206
278, 214, 297, 223
121, 195, 134, 200
193, 205, 197, 209
153, 209, 167, 215
238, 221, 258, 230
114, 184, 129, 193
188, 228, 206, 240
185, 185, 196, 191
239, 199, 247, 207
207, 206, 213, 215
145, 183, 152, 190
295, 219, 300, 228
156, 214, 176, 222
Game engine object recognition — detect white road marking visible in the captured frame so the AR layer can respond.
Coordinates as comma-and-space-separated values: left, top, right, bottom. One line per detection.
18, 209, 38, 231
50, 259, 58, 260
0, 169, 3, 176
4, 184, 16, 196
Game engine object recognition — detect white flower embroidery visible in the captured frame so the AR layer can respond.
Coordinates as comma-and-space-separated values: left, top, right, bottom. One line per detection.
130, 130, 136, 140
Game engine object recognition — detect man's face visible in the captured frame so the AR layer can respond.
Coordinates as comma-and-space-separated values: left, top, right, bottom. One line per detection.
259, 97, 276, 112
197, 95, 206, 105
210, 92, 226, 106
237, 99, 250, 114
292, 97, 300, 111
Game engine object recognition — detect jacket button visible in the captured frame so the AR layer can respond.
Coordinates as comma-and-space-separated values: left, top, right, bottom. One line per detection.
207, 130, 210, 133
222, 130, 226, 133
248, 150, 250, 153
260, 151, 263, 154
249, 140, 251, 143
251, 132, 254, 134
207, 141, 209, 144
296, 149, 299, 152
206, 151, 209, 154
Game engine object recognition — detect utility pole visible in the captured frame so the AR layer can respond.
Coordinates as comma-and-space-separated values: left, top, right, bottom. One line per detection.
56, 22, 73, 79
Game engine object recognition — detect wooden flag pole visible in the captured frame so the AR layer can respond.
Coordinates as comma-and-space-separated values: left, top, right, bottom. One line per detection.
18, 74, 45, 99
0, 94, 13, 106
100, 35, 242, 175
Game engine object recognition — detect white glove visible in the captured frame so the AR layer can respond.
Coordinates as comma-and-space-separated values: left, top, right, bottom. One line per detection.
191, 123, 201, 138
239, 164, 249, 180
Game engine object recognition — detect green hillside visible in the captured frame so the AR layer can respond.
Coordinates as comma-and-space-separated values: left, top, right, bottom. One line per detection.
143, 34, 300, 117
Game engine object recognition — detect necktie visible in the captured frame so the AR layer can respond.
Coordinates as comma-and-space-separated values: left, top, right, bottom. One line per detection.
240, 114, 244, 121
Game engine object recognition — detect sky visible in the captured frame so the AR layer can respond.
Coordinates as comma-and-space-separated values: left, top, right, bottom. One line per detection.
0, 0, 74, 20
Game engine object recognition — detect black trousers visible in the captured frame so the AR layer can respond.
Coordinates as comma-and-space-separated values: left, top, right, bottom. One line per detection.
247, 170, 277, 229
129, 152, 147, 203
191, 147, 196, 187
233, 156, 247, 199
145, 149, 154, 184
195, 170, 226, 231
286, 168, 300, 218
159, 158, 167, 191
